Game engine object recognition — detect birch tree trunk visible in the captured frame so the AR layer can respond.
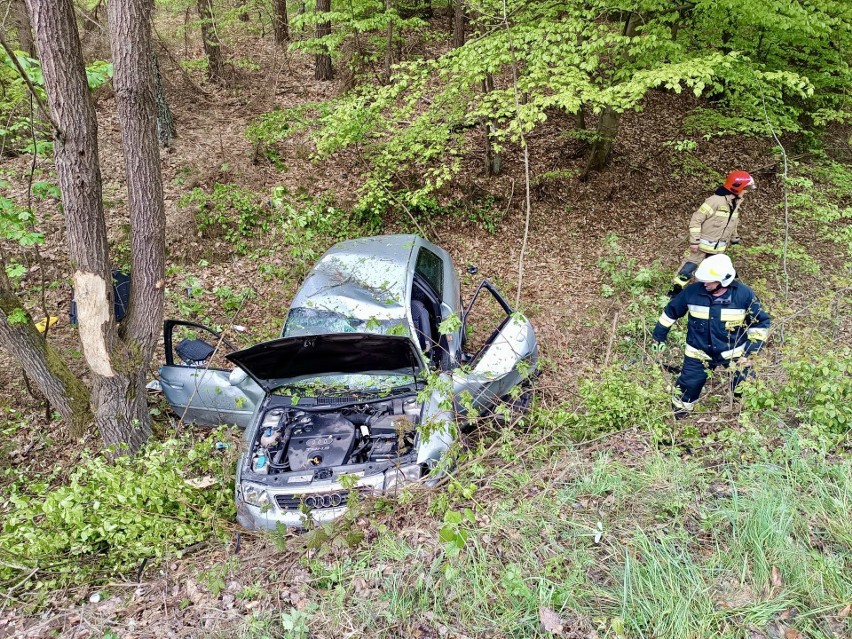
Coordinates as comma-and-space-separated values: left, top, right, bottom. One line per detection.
314, 0, 333, 80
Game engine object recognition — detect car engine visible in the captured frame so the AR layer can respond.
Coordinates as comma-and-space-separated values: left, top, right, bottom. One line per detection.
249, 398, 419, 475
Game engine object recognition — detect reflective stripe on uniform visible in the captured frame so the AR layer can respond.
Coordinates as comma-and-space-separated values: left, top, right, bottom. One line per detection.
698, 203, 714, 217
720, 345, 746, 360
714, 209, 738, 218
720, 309, 747, 322
689, 226, 702, 235
684, 344, 711, 361
687, 304, 710, 319
747, 327, 769, 341
658, 312, 676, 328
698, 239, 727, 253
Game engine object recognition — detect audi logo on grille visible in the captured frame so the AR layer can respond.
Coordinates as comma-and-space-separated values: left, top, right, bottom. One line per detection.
303, 492, 344, 509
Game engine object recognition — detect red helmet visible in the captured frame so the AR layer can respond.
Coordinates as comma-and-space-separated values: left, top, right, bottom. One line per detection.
724, 170, 756, 194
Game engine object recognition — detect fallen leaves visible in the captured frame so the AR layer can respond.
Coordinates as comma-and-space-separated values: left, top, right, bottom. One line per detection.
540, 606, 564, 636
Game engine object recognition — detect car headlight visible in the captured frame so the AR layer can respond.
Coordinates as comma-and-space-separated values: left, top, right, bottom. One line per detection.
241, 482, 271, 508
383, 463, 422, 495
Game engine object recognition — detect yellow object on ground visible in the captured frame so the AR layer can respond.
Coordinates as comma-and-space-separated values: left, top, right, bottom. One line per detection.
35, 316, 59, 333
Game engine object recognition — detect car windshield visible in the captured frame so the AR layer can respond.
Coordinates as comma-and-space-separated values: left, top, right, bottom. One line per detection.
279, 308, 417, 392
283, 307, 410, 338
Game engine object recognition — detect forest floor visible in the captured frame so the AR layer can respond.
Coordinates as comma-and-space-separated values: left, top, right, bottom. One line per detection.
1, 18, 850, 639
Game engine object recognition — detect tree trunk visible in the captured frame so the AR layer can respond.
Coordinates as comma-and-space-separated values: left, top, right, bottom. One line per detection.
197, 0, 224, 83
452, 0, 465, 48
384, 0, 393, 81
106, 0, 166, 451
482, 74, 501, 176
0, 277, 92, 436
237, 0, 249, 22
151, 53, 176, 148
273, 0, 289, 44
26, 0, 164, 455
11, 0, 36, 57
314, 0, 333, 81
581, 12, 639, 180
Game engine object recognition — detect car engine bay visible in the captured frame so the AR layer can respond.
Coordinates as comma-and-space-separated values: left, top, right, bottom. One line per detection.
249, 396, 420, 475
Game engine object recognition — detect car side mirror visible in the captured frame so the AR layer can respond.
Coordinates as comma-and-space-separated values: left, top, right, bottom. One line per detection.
229, 367, 248, 386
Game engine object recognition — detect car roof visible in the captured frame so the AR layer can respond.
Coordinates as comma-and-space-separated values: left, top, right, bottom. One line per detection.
288, 234, 422, 323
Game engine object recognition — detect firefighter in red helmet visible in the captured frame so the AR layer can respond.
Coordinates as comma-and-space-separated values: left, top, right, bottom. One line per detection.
668, 170, 756, 296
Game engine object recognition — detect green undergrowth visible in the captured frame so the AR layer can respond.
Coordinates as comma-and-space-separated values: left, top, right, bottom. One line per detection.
0, 430, 237, 594
223, 442, 851, 639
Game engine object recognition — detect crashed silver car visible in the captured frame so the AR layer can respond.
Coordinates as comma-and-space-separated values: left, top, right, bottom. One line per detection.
158, 235, 538, 530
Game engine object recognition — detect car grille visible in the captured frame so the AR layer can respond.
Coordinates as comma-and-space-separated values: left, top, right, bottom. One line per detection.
275, 489, 363, 511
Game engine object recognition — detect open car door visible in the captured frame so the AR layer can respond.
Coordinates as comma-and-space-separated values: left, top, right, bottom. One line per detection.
158, 320, 264, 428
453, 281, 538, 414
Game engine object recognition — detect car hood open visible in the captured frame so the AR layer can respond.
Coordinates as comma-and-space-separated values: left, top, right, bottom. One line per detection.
226, 333, 424, 391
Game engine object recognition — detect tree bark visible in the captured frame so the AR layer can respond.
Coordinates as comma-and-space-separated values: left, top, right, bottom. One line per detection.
237, 0, 249, 22
152, 53, 176, 148
0, 276, 92, 436
384, 0, 393, 81
26, 0, 164, 455
11, 0, 36, 57
273, 0, 289, 44
452, 0, 465, 48
197, 0, 224, 83
482, 74, 501, 176
106, 0, 166, 452
581, 12, 640, 180
314, 0, 333, 80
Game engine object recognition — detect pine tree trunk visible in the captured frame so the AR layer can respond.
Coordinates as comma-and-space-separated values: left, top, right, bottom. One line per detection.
314, 0, 333, 81
581, 12, 639, 180
452, 0, 465, 48
152, 54, 176, 148
0, 279, 92, 435
197, 0, 224, 83
274, 0, 289, 44
12, 0, 36, 57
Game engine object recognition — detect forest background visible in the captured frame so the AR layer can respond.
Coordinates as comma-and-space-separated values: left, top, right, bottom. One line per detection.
0, 0, 850, 637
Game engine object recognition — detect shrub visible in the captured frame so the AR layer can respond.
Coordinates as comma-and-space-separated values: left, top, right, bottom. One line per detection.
741, 340, 852, 445
179, 183, 267, 254
0, 432, 236, 590
574, 365, 670, 440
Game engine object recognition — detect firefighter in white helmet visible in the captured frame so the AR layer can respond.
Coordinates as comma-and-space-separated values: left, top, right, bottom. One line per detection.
653, 254, 771, 418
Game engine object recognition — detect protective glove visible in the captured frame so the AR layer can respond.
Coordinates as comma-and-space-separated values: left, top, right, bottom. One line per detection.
650, 341, 667, 355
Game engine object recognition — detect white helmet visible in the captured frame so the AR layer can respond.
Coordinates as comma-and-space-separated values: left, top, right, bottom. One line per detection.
695, 254, 736, 287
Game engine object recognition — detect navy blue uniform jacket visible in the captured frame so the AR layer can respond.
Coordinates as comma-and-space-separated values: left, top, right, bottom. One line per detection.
653, 281, 770, 361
